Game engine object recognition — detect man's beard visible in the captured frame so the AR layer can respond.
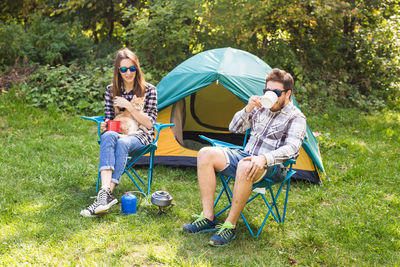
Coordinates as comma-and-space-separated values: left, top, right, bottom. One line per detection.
270, 99, 285, 112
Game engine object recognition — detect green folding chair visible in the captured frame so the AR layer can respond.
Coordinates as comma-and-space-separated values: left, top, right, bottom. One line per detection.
199, 131, 296, 237
82, 115, 174, 196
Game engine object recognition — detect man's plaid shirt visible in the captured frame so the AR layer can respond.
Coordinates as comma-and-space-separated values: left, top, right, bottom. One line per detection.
104, 83, 158, 145
229, 101, 307, 166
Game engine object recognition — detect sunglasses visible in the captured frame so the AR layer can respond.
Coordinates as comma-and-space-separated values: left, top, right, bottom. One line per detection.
263, 88, 289, 97
119, 66, 137, 73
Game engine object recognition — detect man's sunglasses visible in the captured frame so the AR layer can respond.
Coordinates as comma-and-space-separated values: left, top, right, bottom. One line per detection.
119, 66, 137, 73
263, 88, 289, 97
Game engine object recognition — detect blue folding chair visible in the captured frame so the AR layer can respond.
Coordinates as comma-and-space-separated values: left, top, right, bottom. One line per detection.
82, 115, 174, 196
200, 131, 296, 237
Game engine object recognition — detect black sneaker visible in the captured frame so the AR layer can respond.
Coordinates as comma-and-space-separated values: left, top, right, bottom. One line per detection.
80, 188, 118, 217
208, 221, 236, 247
182, 212, 217, 233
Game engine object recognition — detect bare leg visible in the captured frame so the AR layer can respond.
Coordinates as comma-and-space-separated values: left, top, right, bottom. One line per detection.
225, 161, 265, 226
100, 170, 117, 192
197, 147, 227, 221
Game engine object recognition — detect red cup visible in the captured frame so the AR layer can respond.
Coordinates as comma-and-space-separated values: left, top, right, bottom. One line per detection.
106, 120, 121, 132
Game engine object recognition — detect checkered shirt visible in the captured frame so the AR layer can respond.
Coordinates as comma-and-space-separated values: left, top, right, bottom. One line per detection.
104, 83, 158, 145
229, 101, 307, 166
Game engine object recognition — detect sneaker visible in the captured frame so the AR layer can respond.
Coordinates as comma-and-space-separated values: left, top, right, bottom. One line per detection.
80, 188, 118, 217
182, 212, 217, 233
208, 221, 236, 247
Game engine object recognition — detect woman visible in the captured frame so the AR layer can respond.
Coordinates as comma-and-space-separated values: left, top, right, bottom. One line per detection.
81, 48, 157, 217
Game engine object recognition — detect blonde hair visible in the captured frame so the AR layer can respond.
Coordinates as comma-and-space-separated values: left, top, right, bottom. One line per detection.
112, 48, 146, 98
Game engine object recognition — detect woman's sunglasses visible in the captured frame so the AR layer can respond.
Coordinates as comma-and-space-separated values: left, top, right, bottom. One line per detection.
119, 66, 137, 73
263, 88, 289, 97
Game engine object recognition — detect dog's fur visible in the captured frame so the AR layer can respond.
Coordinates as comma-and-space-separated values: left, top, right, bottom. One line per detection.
114, 96, 148, 135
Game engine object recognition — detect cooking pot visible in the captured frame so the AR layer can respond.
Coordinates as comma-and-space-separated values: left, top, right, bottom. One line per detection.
151, 191, 173, 207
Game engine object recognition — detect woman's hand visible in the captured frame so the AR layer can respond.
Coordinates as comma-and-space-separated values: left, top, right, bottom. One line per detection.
100, 120, 108, 132
245, 95, 262, 113
114, 96, 132, 109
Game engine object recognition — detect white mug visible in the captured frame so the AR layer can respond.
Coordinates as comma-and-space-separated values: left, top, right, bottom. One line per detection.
260, 91, 278, 108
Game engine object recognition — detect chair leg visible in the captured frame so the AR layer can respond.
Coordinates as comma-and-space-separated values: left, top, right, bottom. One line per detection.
215, 174, 233, 217
96, 168, 101, 193
268, 183, 282, 223
125, 167, 146, 196
281, 178, 291, 223
147, 149, 155, 196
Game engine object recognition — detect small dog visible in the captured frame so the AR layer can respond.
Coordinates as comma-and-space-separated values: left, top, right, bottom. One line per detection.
114, 96, 148, 135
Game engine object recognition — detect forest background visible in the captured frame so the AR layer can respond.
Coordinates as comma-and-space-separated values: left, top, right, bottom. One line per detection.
0, 0, 399, 113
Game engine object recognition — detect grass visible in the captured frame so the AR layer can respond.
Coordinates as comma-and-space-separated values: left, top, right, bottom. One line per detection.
0, 90, 399, 266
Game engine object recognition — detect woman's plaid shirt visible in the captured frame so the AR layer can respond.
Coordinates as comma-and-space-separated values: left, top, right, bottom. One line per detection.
229, 101, 307, 166
104, 83, 158, 145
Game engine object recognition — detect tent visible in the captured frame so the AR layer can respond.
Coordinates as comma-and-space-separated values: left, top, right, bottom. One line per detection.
139, 47, 326, 184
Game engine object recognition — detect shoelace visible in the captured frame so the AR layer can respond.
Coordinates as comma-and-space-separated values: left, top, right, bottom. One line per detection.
216, 222, 235, 235
86, 189, 108, 211
191, 212, 207, 225
86, 198, 101, 212
97, 189, 109, 205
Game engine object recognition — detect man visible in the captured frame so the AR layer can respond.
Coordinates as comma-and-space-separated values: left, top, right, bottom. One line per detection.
182, 68, 307, 246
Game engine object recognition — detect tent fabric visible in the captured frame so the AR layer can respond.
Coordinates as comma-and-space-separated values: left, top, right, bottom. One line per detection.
157, 48, 272, 110
138, 47, 326, 183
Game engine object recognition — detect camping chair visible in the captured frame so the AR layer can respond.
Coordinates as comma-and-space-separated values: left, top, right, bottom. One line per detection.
199, 131, 296, 237
82, 115, 174, 196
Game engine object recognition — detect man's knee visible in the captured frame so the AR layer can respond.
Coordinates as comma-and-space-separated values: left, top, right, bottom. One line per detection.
236, 160, 251, 181
198, 147, 218, 163
197, 147, 226, 170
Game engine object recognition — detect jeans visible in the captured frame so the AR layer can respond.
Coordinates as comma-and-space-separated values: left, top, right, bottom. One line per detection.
99, 131, 145, 185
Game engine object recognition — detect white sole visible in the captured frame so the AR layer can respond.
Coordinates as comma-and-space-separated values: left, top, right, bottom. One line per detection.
94, 199, 118, 214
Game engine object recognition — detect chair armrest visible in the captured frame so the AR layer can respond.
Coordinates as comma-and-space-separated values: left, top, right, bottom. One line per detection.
153, 122, 175, 143
283, 159, 296, 168
81, 115, 105, 139
199, 135, 243, 150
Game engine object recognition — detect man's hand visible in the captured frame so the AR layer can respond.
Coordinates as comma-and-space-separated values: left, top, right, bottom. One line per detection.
245, 95, 262, 113
242, 155, 267, 182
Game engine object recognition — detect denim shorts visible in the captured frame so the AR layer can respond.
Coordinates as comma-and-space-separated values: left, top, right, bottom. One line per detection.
219, 148, 286, 183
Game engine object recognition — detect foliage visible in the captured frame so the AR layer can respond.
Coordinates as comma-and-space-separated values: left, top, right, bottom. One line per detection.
19, 62, 113, 114
122, 0, 201, 82
0, 16, 93, 67
44, 0, 126, 44
24, 16, 93, 65
0, 22, 29, 67
1, 0, 399, 111
196, 0, 400, 110
0, 93, 399, 265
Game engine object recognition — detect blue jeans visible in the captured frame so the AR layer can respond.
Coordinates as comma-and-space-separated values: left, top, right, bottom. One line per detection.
99, 131, 145, 185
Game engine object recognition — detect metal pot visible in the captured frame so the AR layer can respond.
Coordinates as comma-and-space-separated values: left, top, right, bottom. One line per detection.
151, 191, 172, 207
151, 191, 173, 207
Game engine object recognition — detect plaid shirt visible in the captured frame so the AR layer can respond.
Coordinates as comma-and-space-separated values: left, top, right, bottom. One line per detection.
229, 101, 307, 166
104, 83, 158, 145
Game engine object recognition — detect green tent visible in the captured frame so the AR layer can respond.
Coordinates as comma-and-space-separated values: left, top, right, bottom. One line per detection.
143, 47, 325, 183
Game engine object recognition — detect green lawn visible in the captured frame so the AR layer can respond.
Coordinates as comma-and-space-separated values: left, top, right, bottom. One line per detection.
0, 91, 399, 266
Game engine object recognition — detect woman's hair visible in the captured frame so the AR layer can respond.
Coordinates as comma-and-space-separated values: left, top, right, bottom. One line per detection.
112, 48, 146, 98
265, 68, 294, 91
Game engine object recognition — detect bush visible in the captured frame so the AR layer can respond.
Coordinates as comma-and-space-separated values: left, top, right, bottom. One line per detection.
19, 62, 113, 114
0, 16, 94, 68
0, 22, 29, 67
